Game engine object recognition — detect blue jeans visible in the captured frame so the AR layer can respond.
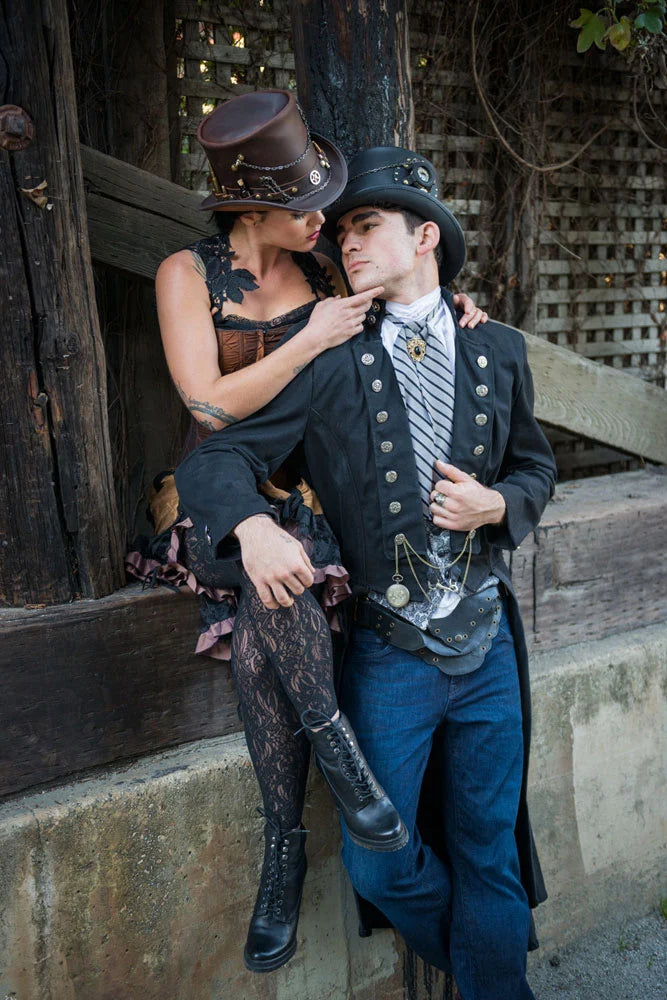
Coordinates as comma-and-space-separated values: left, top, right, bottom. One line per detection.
339, 607, 535, 1000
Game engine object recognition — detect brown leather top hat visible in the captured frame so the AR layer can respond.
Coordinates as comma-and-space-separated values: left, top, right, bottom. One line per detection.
322, 146, 466, 284
198, 89, 347, 212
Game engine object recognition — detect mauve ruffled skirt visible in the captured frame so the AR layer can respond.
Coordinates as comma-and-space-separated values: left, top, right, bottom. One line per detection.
125, 473, 351, 661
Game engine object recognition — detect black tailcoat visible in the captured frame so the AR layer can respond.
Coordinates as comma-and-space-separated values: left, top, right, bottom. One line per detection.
175, 290, 557, 922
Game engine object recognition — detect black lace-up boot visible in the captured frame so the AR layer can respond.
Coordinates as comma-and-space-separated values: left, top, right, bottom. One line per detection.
300, 710, 408, 852
243, 818, 308, 973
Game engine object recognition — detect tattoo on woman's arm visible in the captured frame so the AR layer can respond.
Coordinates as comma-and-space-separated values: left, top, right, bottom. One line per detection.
189, 251, 207, 280
174, 380, 239, 427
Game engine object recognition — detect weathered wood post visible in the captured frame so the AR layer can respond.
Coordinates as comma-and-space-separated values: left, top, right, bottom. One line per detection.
0, 0, 124, 605
70, 0, 186, 540
290, 0, 415, 157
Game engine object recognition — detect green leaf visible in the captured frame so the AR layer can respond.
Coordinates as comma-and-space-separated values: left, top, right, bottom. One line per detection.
570, 8, 594, 28
635, 10, 663, 31
606, 17, 633, 51
575, 12, 607, 51
644, 11, 664, 31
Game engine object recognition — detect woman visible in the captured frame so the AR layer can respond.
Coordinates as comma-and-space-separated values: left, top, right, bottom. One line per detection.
127, 89, 487, 974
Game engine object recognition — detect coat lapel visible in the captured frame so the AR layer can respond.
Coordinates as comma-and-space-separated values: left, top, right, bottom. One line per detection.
442, 293, 495, 475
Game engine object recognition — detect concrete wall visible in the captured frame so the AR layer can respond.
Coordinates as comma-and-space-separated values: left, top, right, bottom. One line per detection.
528, 622, 667, 953
1, 622, 665, 999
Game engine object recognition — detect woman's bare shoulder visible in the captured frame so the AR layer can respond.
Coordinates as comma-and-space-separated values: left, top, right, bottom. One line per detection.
155, 249, 211, 309
156, 248, 210, 290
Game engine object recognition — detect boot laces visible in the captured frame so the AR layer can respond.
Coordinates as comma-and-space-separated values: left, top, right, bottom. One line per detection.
256, 811, 292, 917
302, 710, 380, 802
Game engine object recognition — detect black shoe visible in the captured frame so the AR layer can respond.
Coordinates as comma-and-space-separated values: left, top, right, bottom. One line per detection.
243, 818, 307, 974
300, 710, 409, 852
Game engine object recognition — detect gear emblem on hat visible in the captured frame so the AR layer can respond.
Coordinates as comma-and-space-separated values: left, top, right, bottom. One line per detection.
310, 169, 321, 185
407, 162, 435, 191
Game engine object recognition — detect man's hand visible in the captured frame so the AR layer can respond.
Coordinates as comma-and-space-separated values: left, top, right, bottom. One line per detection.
430, 461, 506, 532
234, 514, 315, 609
452, 292, 488, 329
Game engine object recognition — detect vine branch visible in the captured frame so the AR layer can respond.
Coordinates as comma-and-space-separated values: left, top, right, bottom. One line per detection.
470, 0, 612, 173
632, 77, 667, 150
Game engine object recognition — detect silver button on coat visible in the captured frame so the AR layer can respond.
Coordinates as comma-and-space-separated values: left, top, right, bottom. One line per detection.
385, 470, 398, 483
477, 355, 488, 368
389, 501, 402, 514
476, 385, 489, 397
380, 441, 393, 453
473, 444, 485, 456
371, 380, 383, 392
361, 353, 375, 366
475, 413, 488, 426
376, 411, 388, 423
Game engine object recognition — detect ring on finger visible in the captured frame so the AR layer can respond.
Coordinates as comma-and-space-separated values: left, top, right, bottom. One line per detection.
433, 491, 447, 507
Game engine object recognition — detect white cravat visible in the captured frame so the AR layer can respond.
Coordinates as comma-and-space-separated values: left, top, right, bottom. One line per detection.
382, 287, 457, 382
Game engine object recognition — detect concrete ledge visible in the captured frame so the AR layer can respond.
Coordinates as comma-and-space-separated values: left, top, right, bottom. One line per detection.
1, 623, 666, 998
528, 621, 667, 954
0, 740, 439, 1000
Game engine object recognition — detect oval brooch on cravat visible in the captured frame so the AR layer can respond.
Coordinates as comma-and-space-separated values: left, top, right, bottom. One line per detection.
406, 336, 427, 362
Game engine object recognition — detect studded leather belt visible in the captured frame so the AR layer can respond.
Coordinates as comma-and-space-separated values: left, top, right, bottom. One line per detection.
354, 588, 502, 672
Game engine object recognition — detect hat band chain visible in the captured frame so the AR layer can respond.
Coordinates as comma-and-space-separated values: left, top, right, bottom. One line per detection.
212, 164, 332, 204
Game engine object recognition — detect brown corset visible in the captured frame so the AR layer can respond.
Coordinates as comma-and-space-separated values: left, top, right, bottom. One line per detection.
180, 301, 316, 461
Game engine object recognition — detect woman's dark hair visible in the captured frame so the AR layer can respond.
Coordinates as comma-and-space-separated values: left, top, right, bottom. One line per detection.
211, 209, 244, 234
210, 209, 270, 234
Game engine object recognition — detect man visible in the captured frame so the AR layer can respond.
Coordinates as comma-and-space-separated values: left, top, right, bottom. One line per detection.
175, 146, 556, 999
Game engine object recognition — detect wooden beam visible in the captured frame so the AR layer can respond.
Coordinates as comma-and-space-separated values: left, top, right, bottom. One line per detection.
0, 585, 240, 799
81, 145, 216, 279
510, 467, 667, 652
81, 148, 667, 466
521, 328, 667, 466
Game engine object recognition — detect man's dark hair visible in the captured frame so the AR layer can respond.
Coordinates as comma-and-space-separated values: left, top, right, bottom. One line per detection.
372, 202, 443, 267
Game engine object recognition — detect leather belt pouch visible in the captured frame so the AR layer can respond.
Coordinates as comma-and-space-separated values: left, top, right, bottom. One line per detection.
427, 586, 501, 655
354, 587, 501, 670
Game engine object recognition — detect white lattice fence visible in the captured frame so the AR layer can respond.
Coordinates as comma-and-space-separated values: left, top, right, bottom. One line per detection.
538, 64, 666, 384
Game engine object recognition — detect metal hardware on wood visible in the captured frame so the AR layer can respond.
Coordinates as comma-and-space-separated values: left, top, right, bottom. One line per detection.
0, 106, 34, 150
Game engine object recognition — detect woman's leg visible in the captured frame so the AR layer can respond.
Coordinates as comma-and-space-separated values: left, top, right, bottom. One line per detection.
237, 573, 407, 853
237, 570, 338, 722
231, 589, 312, 832
231, 592, 311, 973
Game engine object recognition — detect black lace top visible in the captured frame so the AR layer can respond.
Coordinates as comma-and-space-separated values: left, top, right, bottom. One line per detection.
188, 232, 335, 321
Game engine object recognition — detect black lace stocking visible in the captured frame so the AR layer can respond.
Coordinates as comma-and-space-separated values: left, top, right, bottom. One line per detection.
231, 572, 339, 832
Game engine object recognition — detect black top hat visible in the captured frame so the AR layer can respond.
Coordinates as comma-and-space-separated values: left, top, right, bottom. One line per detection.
323, 146, 466, 283
198, 89, 347, 213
